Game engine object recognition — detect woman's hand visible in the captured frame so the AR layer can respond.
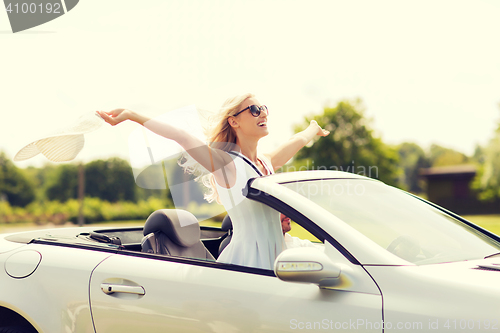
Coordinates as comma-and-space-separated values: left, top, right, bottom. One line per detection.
309, 120, 330, 137
97, 109, 148, 126
266, 120, 330, 170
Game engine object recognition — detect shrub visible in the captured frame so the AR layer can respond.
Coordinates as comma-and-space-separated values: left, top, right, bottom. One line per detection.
0, 196, 180, 225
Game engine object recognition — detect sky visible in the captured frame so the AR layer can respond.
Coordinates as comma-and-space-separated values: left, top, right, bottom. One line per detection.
1, 0, 500, 169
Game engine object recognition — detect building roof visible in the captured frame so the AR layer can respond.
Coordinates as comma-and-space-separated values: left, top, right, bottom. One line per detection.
420, 164, 476, 179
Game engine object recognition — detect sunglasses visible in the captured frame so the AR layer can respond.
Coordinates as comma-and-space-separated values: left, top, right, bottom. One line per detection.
233, 105, 269, 117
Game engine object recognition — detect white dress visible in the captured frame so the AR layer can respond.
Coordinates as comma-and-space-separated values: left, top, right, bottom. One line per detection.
216, 152, 285, 270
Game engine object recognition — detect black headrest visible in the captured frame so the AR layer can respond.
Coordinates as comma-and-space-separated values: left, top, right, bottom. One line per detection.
221, 215, 233, 232
143, 209, 200, 247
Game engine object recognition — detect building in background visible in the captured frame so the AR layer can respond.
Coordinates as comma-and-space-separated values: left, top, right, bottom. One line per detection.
420, 165, 500, 215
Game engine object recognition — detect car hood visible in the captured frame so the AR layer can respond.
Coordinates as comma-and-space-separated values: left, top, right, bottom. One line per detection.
366, 257, 500, 294
415, 258, 500, 289
364, 258, 500, 321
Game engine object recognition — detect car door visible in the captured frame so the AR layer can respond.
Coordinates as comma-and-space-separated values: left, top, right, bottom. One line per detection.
89, 243, 383, 332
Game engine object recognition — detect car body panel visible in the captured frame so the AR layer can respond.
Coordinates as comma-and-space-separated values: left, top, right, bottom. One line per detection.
0, 234, 26, 254
89, 249, 383, 332
364, 259, 500, 331
259, 170, 368, 183
0, 243, 111, 332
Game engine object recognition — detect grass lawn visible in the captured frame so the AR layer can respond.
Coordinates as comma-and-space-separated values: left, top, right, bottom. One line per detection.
462, 215, 500, 236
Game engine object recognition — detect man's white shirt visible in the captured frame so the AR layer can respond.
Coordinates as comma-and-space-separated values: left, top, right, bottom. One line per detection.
284, 233, 322, 249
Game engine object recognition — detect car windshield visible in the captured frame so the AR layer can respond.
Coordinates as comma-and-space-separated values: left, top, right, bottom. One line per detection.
282, 179, 500, 265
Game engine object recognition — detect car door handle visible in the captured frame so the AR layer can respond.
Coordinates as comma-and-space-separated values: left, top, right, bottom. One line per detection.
101, 283, 145, 295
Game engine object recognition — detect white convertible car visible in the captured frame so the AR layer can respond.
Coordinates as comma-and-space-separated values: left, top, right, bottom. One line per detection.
1, 171, 500, 333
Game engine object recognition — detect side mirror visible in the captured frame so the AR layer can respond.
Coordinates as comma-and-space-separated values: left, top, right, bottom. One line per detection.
274, 247, 343, 288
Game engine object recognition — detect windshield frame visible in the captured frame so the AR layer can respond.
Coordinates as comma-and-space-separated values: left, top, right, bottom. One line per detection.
247, 174, 500, 266
278, 178, 500, 265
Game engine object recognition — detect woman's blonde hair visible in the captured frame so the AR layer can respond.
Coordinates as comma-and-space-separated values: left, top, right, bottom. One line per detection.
206, 93, 254, 150
179, 93, 254, 203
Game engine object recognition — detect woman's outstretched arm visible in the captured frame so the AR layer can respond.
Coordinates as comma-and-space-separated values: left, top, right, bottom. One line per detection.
97, 109, 236, 187
265, 120, 329, 171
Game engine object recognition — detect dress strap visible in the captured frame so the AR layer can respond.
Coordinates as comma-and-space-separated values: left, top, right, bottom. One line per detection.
227, 151, 264, 176
258, 155, 274, 175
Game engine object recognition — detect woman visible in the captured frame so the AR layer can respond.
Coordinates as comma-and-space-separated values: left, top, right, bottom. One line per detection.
97, 93, 329, 269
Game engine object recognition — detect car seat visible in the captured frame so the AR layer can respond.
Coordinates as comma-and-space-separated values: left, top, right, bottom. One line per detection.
218, 215, 233, 255
141, 209, 215, 260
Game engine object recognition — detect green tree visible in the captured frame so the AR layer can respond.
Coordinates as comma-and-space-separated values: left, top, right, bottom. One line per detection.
429, 144, 469, 167
0, 152, 35, 206
44, 164, 79, 201
474, 111, 500, 201
24, 164, 56, 201
44, 157, 136, 202
292, 99, 400, 187
472, 144, 486, 165
397, 142, 430, 193
85, 157, 136, 202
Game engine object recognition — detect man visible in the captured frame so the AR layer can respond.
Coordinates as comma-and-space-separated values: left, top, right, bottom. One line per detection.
280, 214, 320, 249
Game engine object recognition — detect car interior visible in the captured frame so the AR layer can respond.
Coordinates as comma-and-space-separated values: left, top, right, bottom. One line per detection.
74, 208, 322, 264
82, 209, 230, 261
